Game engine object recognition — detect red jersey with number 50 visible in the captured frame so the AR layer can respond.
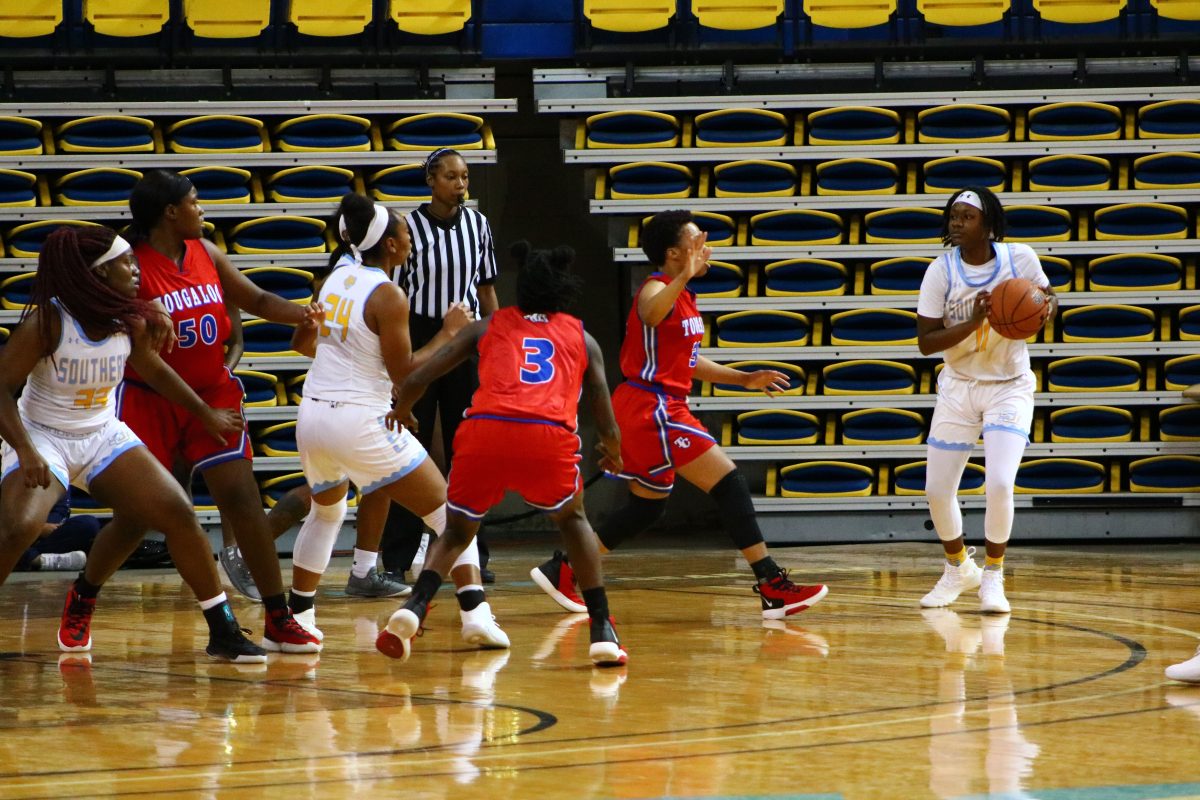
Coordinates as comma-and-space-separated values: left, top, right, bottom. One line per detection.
126, 239, 231, 391
466, 307, 587, 430
619, 274, 703, 397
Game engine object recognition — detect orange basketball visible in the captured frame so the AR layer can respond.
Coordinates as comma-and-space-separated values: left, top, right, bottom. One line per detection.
987, 277, 1049, 340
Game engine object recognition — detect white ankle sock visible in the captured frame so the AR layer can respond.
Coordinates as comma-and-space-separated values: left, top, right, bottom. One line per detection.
352, 548, 378, 579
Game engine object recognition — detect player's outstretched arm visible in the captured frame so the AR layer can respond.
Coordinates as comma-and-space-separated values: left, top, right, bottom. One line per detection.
694, 357, 790, 396
583, 332, 621, 473
206, 239, 306, 325
289, 301, 324, 358
390, 319, 489, 427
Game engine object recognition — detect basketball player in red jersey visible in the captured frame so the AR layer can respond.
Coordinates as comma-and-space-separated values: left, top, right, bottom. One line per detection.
115, 170, 319, 652
532, 210, 828, 620
378, 243, 628, 667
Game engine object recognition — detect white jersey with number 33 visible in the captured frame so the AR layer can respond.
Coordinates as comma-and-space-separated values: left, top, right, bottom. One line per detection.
303, 261, 393, 408
917, 242, 1049, 382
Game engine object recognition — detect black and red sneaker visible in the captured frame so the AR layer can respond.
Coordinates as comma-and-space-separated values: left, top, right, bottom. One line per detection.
589, 616, 628, 667
530, 551, 587, 613
262, 608, 322, 653
58, 586, 95, 652
754, 570, 828, 620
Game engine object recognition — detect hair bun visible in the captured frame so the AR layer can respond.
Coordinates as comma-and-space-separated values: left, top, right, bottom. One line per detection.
549, 246, 575, 270
509, 240, 531, 263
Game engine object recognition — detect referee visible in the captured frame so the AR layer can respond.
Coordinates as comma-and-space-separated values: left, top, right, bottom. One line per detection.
378, 147, 499, 580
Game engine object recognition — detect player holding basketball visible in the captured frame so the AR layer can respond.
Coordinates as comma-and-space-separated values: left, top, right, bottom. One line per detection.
917, 186, 1057, 614
378, 242, 628, 666
530, 210, 828, 620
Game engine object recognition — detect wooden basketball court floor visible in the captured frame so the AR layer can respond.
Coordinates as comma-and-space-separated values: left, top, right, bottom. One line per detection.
2, 540, 1200, 800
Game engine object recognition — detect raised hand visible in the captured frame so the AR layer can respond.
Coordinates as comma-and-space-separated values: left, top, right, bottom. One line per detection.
743, 369, 791, 396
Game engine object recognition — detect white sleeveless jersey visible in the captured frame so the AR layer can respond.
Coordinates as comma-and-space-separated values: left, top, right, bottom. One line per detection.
303, 261, 394, 408
19, 299, 131, 434
916, 242, 1049, 382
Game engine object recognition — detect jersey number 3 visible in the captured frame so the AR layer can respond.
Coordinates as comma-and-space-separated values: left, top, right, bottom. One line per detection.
520, 337, 555, 384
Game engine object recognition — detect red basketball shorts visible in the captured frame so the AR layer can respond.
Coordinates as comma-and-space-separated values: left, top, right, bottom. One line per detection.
608, 382, 715, 492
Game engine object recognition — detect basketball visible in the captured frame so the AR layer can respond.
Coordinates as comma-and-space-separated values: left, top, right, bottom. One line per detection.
987, 277, 1049, 340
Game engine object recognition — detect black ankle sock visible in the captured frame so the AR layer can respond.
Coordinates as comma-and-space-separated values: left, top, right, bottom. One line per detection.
262, 593, 288, 615
412, 569, 444, 603
73, 575, 101, 599
750, 556, 782, 583
202, 601, 237, 635
581, 586, 609, 622
456, 588, 485, 612
288, 590, 315, 614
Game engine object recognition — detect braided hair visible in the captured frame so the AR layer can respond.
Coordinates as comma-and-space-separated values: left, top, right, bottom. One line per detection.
27, 226, 157, 357
941, 186, 1007, 245
513, 241, 583, 315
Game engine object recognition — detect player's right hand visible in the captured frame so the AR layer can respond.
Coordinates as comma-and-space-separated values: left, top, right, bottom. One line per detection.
300, 301, 324, 331
971, 290, 991, 325
385, 408, 419, 433
442, 302, 472, 336
201, 407, 243, 443
596, 436, 622, 474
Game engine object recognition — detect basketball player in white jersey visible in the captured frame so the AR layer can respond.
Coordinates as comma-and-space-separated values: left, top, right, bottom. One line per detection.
0, 225, 266, 662
287, 193, 507, 651
916, 187, 1057, 614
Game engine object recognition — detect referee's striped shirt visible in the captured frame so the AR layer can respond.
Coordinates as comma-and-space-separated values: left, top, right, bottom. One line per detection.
398, 204, 498, 319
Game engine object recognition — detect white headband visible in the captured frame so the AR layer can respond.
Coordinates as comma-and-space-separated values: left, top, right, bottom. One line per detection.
955, 190, 985, 211
339, 205, 390, 262
91, 235, 132, 268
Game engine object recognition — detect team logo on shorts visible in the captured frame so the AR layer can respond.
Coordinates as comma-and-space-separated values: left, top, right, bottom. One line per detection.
673, 435, 691, 449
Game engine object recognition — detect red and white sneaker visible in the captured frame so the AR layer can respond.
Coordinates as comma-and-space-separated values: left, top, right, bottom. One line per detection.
754, 570, 828, 620
377, 606, 424, 661
589, 616, 628, 667
531, 551, 587, 613
58, 586, 95, 652
262, 609, 322, 653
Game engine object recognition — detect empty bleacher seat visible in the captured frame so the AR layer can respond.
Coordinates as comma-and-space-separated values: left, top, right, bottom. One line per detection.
711, 360, 805, 395
0, 0, 63, 37
1158, 405, 1200, 441
1137, 99, 1200, 138
918, 104, 1010, 142
254, 421, 299, 457
803, 0, 896, 28
1049, 405, 1134, 442
1040, 255, 1074, 292
1046, 355, 1141, 392
0, 272, 35, 310
180, 166, 252, 204
241, 320, 300, 356
1150, 0, 1200, 18
273, 114, 371, 152
1033, 0, 1125, 23
763, 258, 848, 296
694, 0, 784, 29
690, 261, 743, 297
265, 166, 354, 202
1164, 354, 1200, 391
869, 257, 931, 294
840, 408, 925, 444
638, 211, 735, 247
736, 409, 819, 445
369, 164, 430, 201
1093, 202, 1189, 239
695, 109, 788, 147
1027, 154, 1112, 191
228, 216, 326, 254
0, 117, 43, 155
815, 158, 899, 195
387, 113, 487, 150
290, 0, 373, 37
606, 162, 693, 199
243, 267, 314, 303
261, 472, 337, 507
183, 0, 272, 38
823, 359, 916, 394
712, 160, 797, 197
84, 0, 169, 37
1061, 305, 1156, 342
54, 168, 142, 206
1027, 101, 1121, 140
715, 310, 810, 346
1004, 205, 1072, 241
830, 308, 918, 345
807, 106, 900, 145
780, 461, 874, 497
167, 116, 265, 153
391, 0, 472, 33
286, 372, 307, 404
895, 461, 985, 495
919, 0, 1009, 25
750, 209, 843, 245
583, 0, 674, 31
1087, 253, 1182, 291
1179, 305, 1200, 340
1129, 455, 1200, 492
923, 156, 1006, 193
0, 169, 36, 206
864, 208, 942, 243
1015, 458, 1106, 493
56, 116, 155, 153
585, 111, 679, 148
1132, 152, 1200, 188
5, 219, 101, 257
235, 370, 285, 407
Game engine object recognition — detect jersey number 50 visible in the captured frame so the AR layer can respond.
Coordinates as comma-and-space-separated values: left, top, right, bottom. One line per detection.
520, 337, 556, 384
177, 314, 219, 348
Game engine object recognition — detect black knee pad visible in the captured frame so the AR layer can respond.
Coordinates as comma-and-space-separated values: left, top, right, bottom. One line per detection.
709, 471, 764, 550
597, 494, 667, 551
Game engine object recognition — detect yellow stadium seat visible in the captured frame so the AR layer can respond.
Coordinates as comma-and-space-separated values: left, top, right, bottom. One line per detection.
290, 0, 372, 36
694, 0, 784, 30
780, 461, 874, 497
54, 167, 142, 206
183, 0, 272, 38
804, 0, 896, 27
736, 409, 819, 445
55, 115, 155, 153
584, 0, 675, 31
167, 116, 266, 153
1150, 0, 1200, 19
0, 272, 35, 310
715, 310, 810, 347
391, 0, 472, 34
1034, 0, 1125, 22
919, 0, 1009, 25
6, 219, 102, 258
918, 104, 1011, 143
0, 116, 43, 155
807, 106, 900, 145
84, 0, 168, 36
1137, 99, 1200, 138
0, 168, 36, 207
1027, 101, 1121, 140
0, 0, 63, 37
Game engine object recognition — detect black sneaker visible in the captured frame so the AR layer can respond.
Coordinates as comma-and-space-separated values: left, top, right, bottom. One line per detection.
588, 616, 628, 667
530, 551, 587, 612
481, 567, 496, 584
207, 626, 268, 664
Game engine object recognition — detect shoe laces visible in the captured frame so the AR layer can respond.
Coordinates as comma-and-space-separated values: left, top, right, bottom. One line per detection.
766, 568, 797, 590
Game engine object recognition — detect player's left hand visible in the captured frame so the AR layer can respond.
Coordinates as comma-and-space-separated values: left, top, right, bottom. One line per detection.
200, 407, 244, 443
300, 301, 324, 331
743, 369, 791, 396
385, 408, 419, 433
596, 436, 622, 474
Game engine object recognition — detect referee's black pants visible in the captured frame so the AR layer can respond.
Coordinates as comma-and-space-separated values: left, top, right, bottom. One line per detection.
380, 313, 489, 573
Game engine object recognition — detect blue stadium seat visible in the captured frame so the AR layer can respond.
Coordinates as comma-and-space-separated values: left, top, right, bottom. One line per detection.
918, 104, 1011, 142
1060, 305, 1156, 342
1027, 101, 1121, 140
780, 461, 874, 497
242, 267, 315, 303
1164, 355, 1200, 391
56, 115, 155, 153
5, 219, 101, 257
923, 156, 1006, 193
254, 421, 299, 457
235, 370, 285, 407
829, 308, 918, 345
822, 359, 917, 394
585, 110, 679, 148
167, 115, 266, 153
806, 106, 900, 145
636, 211, 734, 247
1004, 205, 1072, 241
815, 158, 899, 195
228, 216, 327, 254
712, 160, 797, 197
1015, 458, 1106, 493
750, 210, 843, 245
1087, 253, 1182, 291
606, 162, 693, 199
368, 164, 430, 201
1049, 405, 1134, 442
1158, 405, 1200, 441
54, 168, 141, 206
1179, 305, 1200, 340
265, 166, 355, 202
387, 113, 487, 150
1093, 203, 1189, 239
1046, 356, 1141, 392
865, 208, 942, 243
869, 257, 931, 294
179, 166, 253, 204
895, 461, 985, 495
1137, 99, 1200, 138
689, 261, 743, 297
840, 408, 925, 444
736, 409, 820, 445
711, 360, 805, 395
1027, 154, 1113, 191
1040, 255, 1074, 292
1129, 455, 1200, 492
241, 320, 300, 356
273, 114, 371, 152
0, 272, 35, 310
763, 258, 848, 296
695, 109, 788, 147
715, 310, 810, 346
0, 169, 36, 206
1132, 152, 1200, 188
0, 117, 43, 154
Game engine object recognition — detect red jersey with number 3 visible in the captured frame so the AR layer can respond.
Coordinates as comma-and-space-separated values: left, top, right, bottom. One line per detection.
465, 307, 587, 430
126, 239, 231, 391
619, 274, 703, 396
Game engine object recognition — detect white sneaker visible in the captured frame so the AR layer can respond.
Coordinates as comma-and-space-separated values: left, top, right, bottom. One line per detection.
294, 608, 324, 643
979, 569, 1011, 614
920, 550, 983, 608
38, 551, 87, 571
1166, 645, 1200, 682
460, 602, 509, 649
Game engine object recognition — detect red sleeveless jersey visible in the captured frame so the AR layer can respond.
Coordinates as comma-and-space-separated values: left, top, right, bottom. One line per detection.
126, 240, 231, 391
466, 307, 588, 430
618, 274, 704, 397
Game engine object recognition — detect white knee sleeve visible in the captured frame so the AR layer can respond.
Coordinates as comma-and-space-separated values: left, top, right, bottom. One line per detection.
983, 429, 1026, 545
292, 497, 347, 574
422, 504, 446, 536
925, 445, 972, 542
452, 536, 480, 571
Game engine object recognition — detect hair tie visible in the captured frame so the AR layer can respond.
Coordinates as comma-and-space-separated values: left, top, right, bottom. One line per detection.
90, 235, 132, 268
